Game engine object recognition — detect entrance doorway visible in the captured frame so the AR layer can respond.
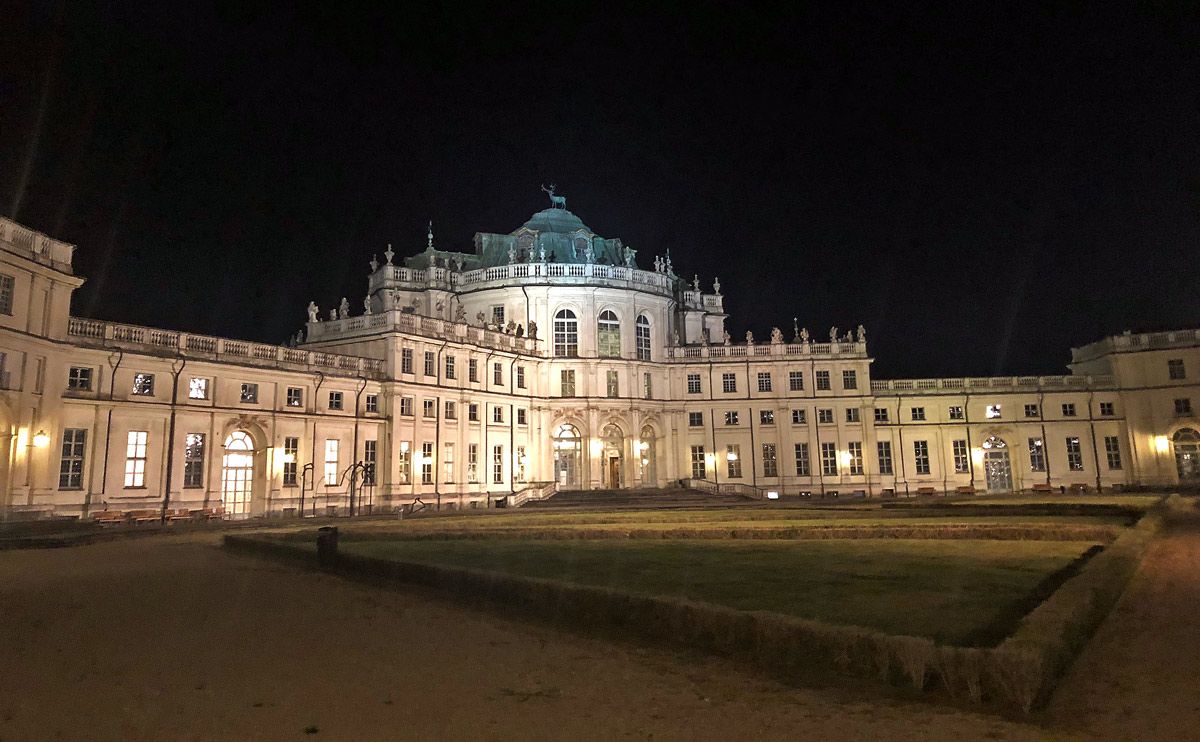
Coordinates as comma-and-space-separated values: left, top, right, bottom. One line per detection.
607, 457, 621, 488
552, 423, 582, 489
982, 436, 1012, 493
1175, 428, 1200, 482
221, 431, 255, 517
601, 423, 624, 489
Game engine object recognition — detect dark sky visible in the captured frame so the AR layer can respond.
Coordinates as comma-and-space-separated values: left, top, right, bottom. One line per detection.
3, 2, 1198, 378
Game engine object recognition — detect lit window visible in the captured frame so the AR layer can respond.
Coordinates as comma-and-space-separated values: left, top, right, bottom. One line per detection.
791, 409, 807, 425
846, 442, 863, 475
132, 373, 155, 396
184, 433, 206, 488
442, 442, 453, 483
760, 410, 775, 425
188, 377, 208, 400
283, 437, 299, 485
726, 444, 742, 478
240, 383, 258, 404
124, 431, 148, 488
1029, 437, 1046, 472
1065, 437, 1084, 471
913, 440, 930, 475
286, 387, 303, 407
606, 370, 619, 398
421, 442, 433, 484
724, 410, 739, 425
948, 406, 964, 420
364, 440, 377, 485
986, 404, 1002, 419
492, 444, 504, 484
324, 439, 340, 485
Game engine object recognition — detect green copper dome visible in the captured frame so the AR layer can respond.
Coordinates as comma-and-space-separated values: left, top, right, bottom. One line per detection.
519, 208, 592, 235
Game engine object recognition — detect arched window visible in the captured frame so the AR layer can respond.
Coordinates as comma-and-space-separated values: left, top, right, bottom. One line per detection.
221, 431, 255, 517
553, 423, 582, 489
636, 314, 652, 361
597, 310, 621, 357
554, 309, 578, 357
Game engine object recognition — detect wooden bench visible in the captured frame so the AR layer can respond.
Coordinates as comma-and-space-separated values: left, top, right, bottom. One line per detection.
165, 508, 193, 522
93, 510, 127, 525
916, 487, 938, 496
127, 509, 161, 524
190, 507, 226, 520
955, 485, 977, 495
1030, 483, 1054, 493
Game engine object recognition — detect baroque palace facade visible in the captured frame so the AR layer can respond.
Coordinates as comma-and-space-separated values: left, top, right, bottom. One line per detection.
2, 201, 1200, 519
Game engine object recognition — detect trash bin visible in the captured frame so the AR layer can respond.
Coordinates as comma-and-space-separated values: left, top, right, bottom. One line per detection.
316, 526, 339, 566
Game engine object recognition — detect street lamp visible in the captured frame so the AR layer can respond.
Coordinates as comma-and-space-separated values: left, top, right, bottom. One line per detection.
31, 430, 50, 448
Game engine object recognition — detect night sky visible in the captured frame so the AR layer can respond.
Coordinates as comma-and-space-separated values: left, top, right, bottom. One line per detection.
3, 3, 1198, 378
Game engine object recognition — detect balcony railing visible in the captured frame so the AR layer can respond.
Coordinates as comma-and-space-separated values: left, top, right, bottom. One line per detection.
869, 374, 1116, 394
0, 216, 75, 271
1071, 328, 1200, 363
306, 309, 541, 355
68, 318, 386, 378
665, 341, 867, 361
369, 261, 675, 295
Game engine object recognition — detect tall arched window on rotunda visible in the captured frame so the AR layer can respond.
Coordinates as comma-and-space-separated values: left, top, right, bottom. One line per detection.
554, 309, 578, 357
636, 314, 652, 361
597, 310, 621, 357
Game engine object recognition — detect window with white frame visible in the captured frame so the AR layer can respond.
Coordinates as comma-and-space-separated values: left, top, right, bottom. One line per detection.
516, 366, 526, 389
876, 441, 893, 474
188, 377, 208, 400
554, 309, 579, 357
847, 441, 863, 475
757, 372, 772, 392
328, 391, 343, 410
760, 409, 775, 425
1065, 437, 1084, 470
911, 406, 926, 421
424, 351, 435, 377
846, 408, 860, 423
58, 429, 87, 489
468, 357, 479, 382
762, 443, 778, 477
1104, 436, 1122, 469
952, 439, 969, 473
468, 403, 479, 421
791, 409, 806, 424
687, 373, 701, 394
815, 370, 830, 390
397, 442, 411, 484
467, 444, 478, 483
423, 399, 435, 418
820, 442, 837, 476
401, 348, 413, 375
636, 315, 652, 361
722, 373, 737, 393
597, 310, 621, 357
1062, 403, 1077, 417
491, 305, 505, 326
643, 372, 652, 399
400, 397, 414, 416
492, 444, 504, 484
184, 433, 206, 487
1099, 401, 1114, 416
240, 383, 259, 404
817, 408, 833, 424
874, 407, 889, 423
690, 446, 706, 479
842, 370, 857, 390
0, 274, 13, 314
283, 437, 299, 486
985, 404, 1002, 419
421, 442, 433, 484
67, 367, 93, 391
124, 431, 148, 487
324, 439, 340, 485
445, 401, 457, 419
788, 371, 803, 391
948, 405, 964, 420
688, 411, 703, 427
517, 408, 527, 425
363, 440, 377, 485
794, 443, 810, 476
492, 405, 504, 424
726, 444, 742, 478
561, 369, 576, 397
132, 373, 155, 396
365, 394, 378, 413
443, 442, 454, 483
493, 362, 503, 386
606, 369, 619, 398
286, 386, 303, 407
913, 440, 930, 475
724, 410, 739, 425
1024, 403, 1040, 418
1029, 437, 1046, 472
445, 355, 456, 379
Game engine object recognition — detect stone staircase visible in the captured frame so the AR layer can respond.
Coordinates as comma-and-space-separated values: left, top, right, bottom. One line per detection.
520, 487, 753, 510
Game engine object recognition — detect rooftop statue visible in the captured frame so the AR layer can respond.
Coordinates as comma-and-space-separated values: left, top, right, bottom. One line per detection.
329, 307, 338, 321
384, 243, 394, 265
692, 274, 700, 292
363, 296, 372, 315
307, 301, 319, 323
713, 276, 721, 295
771, 327, 783, 344
624, 246, 634, 267
746, 330, 755, 345
723, 330, 731, 346
800, 327, 809, 343
857, 324, 867, 342
369, 255, 379, 272
339, 297, 350, 318
830, 326, 839, 343
528, 321, 538, 340
541, 183, 567, 210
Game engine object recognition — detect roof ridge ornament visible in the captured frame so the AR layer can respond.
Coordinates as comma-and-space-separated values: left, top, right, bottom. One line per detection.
541, 183, 567, 210
427, 221, 434, 251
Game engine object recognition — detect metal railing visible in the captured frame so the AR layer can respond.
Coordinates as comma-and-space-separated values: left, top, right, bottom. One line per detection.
305, 309, 541, 355
508, 481, 558, 508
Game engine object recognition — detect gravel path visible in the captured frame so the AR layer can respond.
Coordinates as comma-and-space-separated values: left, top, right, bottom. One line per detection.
1045, 512, 1200, 739
0, 534, 1053, 741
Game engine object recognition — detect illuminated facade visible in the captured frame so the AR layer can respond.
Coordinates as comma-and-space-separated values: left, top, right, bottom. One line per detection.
2, 205, 1199, 519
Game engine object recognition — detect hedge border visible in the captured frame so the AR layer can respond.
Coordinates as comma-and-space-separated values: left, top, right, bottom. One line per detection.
225, 505, 1167, 715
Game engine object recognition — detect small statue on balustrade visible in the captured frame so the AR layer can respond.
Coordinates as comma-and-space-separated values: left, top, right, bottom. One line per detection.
770, 327, 783, 344
506, 320, 516, 334
339, 297, 350, 318
515, 324, 524, 337
528, 321, 538, 340
856, 324, 867, 342
829, 326, 838, 343
363, 296, 372, 315
745, 330, 754, 345
307, 302, 319, 323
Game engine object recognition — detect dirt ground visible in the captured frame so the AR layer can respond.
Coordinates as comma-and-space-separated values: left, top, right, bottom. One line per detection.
0, 520, 1193, 741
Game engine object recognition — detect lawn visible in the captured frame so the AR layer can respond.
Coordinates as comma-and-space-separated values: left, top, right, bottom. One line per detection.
341, 538, 1097, 645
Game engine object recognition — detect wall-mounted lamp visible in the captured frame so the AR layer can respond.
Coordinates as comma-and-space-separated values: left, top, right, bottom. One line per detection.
1153, 435, 1171, 454
32, 430, 50, 448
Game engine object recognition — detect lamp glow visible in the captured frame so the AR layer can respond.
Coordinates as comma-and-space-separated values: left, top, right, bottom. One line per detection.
32, 430, 50, 448
1153, 435, 1170, 454
282, 452, 296, 464
726, 450, 738, 462
971, 448, 985, 465
838, 450, 851, 467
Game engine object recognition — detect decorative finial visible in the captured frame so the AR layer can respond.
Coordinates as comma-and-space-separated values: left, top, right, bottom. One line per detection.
541, 183, 567, 210
427, 221, 434, 250
713, 276, 721, 295
369, 254, 379, 272
792, 317, 799, 341
384, 243, 394, 265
